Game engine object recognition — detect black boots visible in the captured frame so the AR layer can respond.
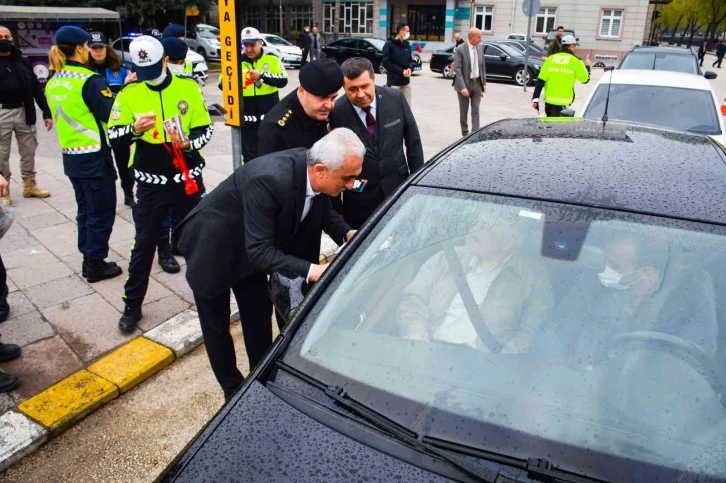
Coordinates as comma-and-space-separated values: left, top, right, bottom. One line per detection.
119, 305, 142, 332
86, 259, 123, 283
157, 237, 180, 274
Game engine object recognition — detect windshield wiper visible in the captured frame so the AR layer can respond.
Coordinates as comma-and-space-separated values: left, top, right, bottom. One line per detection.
275, 361, 500, 483
275, 362, 608, 483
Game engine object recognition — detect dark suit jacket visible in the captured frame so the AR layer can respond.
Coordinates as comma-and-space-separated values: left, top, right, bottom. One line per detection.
176, 148, 351, 299
329, 86, 424, 196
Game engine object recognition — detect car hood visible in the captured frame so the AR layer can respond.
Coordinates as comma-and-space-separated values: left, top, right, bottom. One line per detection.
274, 44, 302, 55
161, 381, 452, 482
187, 49, 206, 62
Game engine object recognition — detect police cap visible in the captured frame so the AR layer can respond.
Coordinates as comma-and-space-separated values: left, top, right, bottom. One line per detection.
55, 26, 91, 46
162, 24, 185, 39
299, 59, 343, 97
162, 37, 188, 61
88, 32, 107, 48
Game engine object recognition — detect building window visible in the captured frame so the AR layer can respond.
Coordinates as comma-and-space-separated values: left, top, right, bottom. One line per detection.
600, 9, 623, 38
535, 7, 556, 34
243, 7, 262, 31
337, 2, 373, 34
291, 5, 313, 31
323, 4, 334, 33
268, 7, 284, 34
474, 6, 493, 32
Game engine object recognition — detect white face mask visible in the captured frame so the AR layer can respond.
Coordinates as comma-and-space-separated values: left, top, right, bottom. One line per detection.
145, 67, 167, 86
597, 265, 644, 290
168, 63, 185, 76
403, 32, 410, 40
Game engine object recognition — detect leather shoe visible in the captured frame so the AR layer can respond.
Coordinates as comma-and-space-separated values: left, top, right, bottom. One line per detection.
157, 244, 180, 274
86, 259, 122, 283
0, 373, 19, 393
0, 342, 21, 362
119, 305, 142, 332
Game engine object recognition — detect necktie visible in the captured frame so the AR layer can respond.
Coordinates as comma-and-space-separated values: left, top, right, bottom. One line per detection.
314, 36, 318, 49
471, 46, 478, 78
363, 106, 376, 137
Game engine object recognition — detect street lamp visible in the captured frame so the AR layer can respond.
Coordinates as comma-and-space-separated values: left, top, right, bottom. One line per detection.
279, 0, 283, 36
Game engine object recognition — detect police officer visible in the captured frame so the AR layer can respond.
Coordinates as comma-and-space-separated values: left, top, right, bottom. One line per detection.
257, 58, 343, 156
162, 24, 194, 78
531, 35, 591, 117
45, 26, 122, 283
235, 27, 287, 162
108, 35, 213, 331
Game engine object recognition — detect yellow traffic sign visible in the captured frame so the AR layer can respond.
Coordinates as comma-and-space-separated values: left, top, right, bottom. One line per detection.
186, 7, 200, 16
218, 0, 241, 127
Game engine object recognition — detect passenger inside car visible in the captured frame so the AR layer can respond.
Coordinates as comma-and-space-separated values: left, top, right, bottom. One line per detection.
398, 211, 554, 353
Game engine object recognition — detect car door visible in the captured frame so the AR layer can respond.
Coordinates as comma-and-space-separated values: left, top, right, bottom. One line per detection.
483, 44, 511, 79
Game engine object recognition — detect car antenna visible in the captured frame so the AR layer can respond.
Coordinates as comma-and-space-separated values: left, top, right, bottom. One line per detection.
601, 66, 615, 123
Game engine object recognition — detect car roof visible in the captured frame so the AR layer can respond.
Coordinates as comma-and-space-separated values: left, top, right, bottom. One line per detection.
601, 69, 713, 91
628, 46, 694, 54
415, 119, 726, 225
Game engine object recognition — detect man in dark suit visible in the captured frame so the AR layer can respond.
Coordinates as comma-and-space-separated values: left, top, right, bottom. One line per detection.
454, 28, 486, 137
176, 128, 363, 399
330, 58, 424, 229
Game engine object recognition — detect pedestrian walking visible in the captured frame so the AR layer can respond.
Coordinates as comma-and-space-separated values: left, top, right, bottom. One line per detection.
454, 28, 486, 137
298, 25, 311, 67
713, 41, 726, 68
87, 31, 136, 207
547, 26, 565, 57
382, 24, 414, 106
698, 40, 706, 67
108, 35, 213, 331
331, 57, 423, 228
235, 27, 288, 162
0, 25, 52, 206
46, 26, 122, 283
175, 128, 362, 399
257, 58, 343, 156
309, 26, 324, 61
531, 35, 591, 117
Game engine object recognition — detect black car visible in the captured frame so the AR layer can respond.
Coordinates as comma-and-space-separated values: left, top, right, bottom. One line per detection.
618, 45, 718, 79
321, 37, 422, 74
430, 42, 542, 85
160, 118, 726, 483
501, 40, 548, 60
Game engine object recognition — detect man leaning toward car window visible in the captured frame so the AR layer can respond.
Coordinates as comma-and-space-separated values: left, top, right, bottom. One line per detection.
175, 128, 363, 400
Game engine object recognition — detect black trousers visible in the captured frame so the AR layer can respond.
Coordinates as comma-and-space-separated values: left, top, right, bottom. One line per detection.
714, 56, 724, 68
342, 183, 385, 230
545, 103, 565, 117
0, 254, 6, 302
111, 143, 134, 197
196, 273, 275, 399
123, 178, 205, 307
241, 124, 260, 162
69, 176, 117, 260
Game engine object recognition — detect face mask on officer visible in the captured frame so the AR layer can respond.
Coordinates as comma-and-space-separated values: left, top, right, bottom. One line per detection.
167, 60, 185, 76
403, 32, 410, 40
598, 265, 645, 290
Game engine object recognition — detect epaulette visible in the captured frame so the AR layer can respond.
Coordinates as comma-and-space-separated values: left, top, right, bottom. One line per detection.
277, 109, 293, 127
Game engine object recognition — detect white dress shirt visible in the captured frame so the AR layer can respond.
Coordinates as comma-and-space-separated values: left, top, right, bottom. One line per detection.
303, 172, 319, 282
468, 42, 479, 79
353, 99, 377, 129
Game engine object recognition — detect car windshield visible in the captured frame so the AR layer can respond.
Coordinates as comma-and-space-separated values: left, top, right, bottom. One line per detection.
620, 52, 699, 74
583, 84, 721, 135
264, 35, 291, 46
284, 187, 726, 482
198, 26, 219, 39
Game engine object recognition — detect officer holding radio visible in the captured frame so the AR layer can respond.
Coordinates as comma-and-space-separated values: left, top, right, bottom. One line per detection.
108, 35, 213, 332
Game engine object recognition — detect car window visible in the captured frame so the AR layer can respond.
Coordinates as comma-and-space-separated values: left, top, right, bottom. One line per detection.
620, 52, 699, 74
337, 38, 359, 49
485, 45, 504, 56
359, 40, 374, 51
504, 42, 526, 53
498, 44, 522, 57
583, 84, 721, 135
366, 38, 385, 51
284, 186, 726, 483
113, 38, 131, 52
264, 35, 292, 46
198, 26, 219, 39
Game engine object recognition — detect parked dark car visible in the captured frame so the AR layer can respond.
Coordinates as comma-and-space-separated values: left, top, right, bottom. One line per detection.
159, 118, 726, 483
618, 45, 717, 79
430, 42, 542, 85
321, 37, 422, 74
501, 40, 548, 60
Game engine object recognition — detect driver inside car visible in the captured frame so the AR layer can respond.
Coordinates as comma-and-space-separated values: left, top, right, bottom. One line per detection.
398, 211, 554, 353
549, 232, 718, 366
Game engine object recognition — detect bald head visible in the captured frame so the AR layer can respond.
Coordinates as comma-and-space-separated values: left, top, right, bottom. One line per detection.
0, 26, 12, 56
454, 32, 462, 42
468, 28, 482, 46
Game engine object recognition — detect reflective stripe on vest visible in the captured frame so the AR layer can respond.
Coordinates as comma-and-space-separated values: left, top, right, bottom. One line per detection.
133, 163, 204, 184
46, 65, 103, 154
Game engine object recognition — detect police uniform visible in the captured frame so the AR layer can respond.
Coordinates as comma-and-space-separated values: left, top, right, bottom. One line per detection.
237, 27, 288, 161
45, 26, 122, 283
532, 35, 590, 117
108, 35, 213, 331
257, 58, 342, 157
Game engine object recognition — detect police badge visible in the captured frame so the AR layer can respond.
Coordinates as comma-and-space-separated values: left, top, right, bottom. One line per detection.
178, 100, 189, 116
262, 63, 270, 72
111, 106, 121, 122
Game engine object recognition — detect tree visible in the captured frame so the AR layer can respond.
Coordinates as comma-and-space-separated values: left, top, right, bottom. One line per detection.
700, 0, 726, 42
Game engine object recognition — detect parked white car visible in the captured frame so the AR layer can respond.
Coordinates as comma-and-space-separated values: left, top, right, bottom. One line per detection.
186, 23, 220, 61
260, 33, 303, 68
112, 35, 209, 84
580, 69, 726, 146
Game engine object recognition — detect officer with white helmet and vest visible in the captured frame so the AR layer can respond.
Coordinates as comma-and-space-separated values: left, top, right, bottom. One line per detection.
45, 26, 123, 283
108, 35, 213, 332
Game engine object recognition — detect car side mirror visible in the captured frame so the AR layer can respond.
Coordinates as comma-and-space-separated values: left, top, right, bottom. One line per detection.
560, 108, 576, 117
500, 54, 508, 61
705, 71, 718, 79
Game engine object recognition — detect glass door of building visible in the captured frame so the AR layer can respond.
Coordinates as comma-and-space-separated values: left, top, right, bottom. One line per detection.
407, 5, 445, 41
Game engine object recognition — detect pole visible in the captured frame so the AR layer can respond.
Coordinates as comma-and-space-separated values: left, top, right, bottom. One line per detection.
184, 12, 188, 41
523, 0, 532, 92
280, 0, 283, 36
219, 0, 244, 170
